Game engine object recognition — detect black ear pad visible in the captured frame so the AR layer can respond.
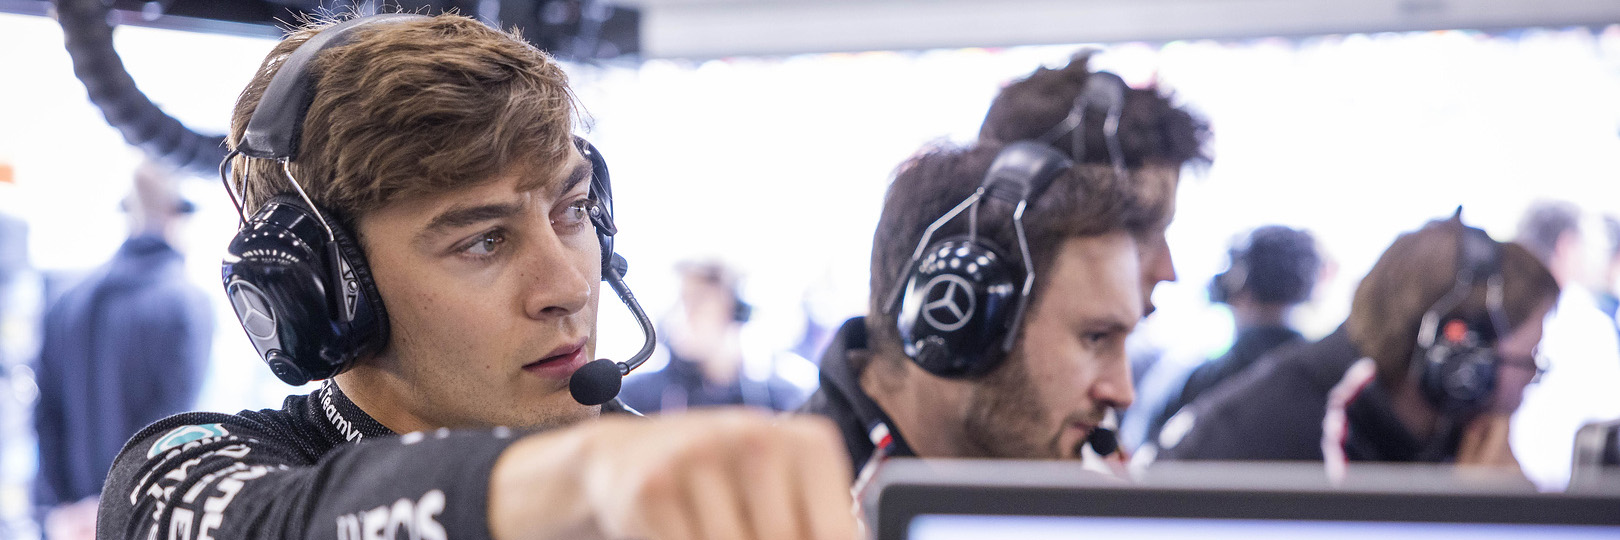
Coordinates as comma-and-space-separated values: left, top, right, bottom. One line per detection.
223, 194, 387, 385
1418, 320, 1499, 413
1207, 270, 1232, 304
895, 237, 1020, 378
1412, 222, 1505, 415
324, 206, 389, 345
577, 136, 618, 278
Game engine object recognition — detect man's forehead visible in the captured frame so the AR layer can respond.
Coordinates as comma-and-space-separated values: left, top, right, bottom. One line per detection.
512, 148, 590, 195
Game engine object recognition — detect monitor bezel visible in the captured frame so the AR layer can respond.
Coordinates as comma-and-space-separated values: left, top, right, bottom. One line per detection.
870, 459, 1620, 540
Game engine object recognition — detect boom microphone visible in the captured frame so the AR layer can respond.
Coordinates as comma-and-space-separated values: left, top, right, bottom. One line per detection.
1087, 427, 1118, 457
570, 358, 624, 407
570, 254, 657, 406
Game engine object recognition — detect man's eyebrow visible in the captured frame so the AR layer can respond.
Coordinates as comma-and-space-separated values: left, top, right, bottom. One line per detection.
556, 161, 592, 197
1076, 313, 1134, 336
418, 201, 526, 239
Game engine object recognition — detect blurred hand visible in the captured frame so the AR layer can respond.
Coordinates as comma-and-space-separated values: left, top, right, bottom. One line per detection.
491, 409, 858, 540
44, 497, 98, 540
1455, 413, 1520, 470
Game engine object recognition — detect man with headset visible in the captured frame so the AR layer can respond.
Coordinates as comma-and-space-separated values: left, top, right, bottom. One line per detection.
1140, 225, 1322, 450
99, 13, 855, 540
1155, 214, 1559, 477
798, 56, 1209, 479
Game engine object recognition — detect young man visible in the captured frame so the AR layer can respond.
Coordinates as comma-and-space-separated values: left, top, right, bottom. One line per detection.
799, 56, 1209, 476
1155, 215, 1560, 479
99, 13, 854, 540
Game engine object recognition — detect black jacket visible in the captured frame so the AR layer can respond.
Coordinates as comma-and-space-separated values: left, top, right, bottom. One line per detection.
1148, 325, 1304, 445
796, 318, 916, 478
1156, 326, 1428, 463
619, 351, 808, 413
98, 380, 634, 540
35, 235, 213, 507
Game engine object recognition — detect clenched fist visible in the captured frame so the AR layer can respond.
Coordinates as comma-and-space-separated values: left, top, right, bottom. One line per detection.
490, 409, 857, 540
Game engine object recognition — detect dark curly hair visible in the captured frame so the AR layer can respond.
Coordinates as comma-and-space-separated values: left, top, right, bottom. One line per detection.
1212, 225, 1322, 305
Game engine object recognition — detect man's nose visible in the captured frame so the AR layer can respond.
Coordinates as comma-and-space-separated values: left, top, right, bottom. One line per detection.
521, 232, 594, 319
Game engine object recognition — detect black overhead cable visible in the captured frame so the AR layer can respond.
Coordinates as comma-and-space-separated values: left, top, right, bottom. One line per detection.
54, 0, 228, 176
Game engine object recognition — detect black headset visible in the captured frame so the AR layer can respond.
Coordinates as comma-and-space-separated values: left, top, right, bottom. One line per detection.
1208, 243, 1247, 305
882, 71, 1127, 379
218, 14, 654, 405
1411, 217, 1510, 415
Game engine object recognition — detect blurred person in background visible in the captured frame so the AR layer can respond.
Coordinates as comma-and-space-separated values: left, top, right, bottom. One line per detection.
619, 260, 812, 412
1509, 201, 1620, 491
1, 196, 45, 539
1139, 225, 1322, 453
32, 159, 213, 537
800, 55, 1209, 481
1595, 215, 1620, 338
1156, 214, 1559, 482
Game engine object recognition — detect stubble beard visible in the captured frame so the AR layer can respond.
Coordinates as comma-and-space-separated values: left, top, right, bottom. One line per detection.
959, 351, 1098, 460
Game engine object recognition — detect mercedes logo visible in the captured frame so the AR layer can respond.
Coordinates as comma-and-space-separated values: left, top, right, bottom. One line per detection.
920, 274, 976, 332
228, 280, 278, 341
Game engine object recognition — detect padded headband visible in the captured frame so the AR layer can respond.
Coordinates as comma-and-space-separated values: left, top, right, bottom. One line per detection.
239, 14, 431, 159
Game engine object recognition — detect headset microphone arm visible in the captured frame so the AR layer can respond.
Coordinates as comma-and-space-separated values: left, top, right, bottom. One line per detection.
568, 260, 658, 407
605, 263, 657, 376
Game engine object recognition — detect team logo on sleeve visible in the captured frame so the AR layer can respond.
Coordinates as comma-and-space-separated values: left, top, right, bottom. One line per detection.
147, 424, 231, 458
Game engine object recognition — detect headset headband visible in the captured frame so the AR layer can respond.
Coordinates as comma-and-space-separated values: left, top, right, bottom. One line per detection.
241, 14, 430, 160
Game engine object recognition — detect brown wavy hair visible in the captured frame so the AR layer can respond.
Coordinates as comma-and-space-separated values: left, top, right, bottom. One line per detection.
226, 13, 578, 228
978, 53, 1209, 238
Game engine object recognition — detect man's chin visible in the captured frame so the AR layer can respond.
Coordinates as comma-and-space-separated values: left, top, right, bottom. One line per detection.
502, 393, 598, 431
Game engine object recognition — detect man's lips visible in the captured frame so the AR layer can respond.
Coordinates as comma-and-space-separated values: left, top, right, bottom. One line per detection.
523, 338, 589, 379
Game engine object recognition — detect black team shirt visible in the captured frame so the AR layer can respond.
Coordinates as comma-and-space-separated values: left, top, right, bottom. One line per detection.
98, 380, 632, 540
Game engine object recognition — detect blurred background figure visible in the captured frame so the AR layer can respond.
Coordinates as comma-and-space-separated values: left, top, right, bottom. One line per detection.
1, 173, 45, 539
1140, 225, 1323, 451
31, 160, 213, 537
1155, 214, 1560, 481
1596, 215, 1620, 343
619, 260, 813, 413
1509, 201, 1620, 491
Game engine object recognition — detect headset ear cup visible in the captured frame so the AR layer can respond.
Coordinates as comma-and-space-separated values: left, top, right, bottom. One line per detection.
1208, 271, 1230, 304
223, 195, 387, 385
1417, 322, 1498, 414
598, 232, 615, 278
895, 238, 1019, 378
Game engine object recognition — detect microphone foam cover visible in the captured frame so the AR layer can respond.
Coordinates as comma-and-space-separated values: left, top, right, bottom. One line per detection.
1087, 427, 1119, 457
570, 358, 623, 406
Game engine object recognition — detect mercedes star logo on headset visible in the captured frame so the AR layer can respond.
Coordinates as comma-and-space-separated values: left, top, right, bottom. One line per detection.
921, 274, 976, 332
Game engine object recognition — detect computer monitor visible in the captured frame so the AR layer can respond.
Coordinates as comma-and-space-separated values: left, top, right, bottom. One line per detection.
1571, 418, 1620, 492
867, 459, 1620, 540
